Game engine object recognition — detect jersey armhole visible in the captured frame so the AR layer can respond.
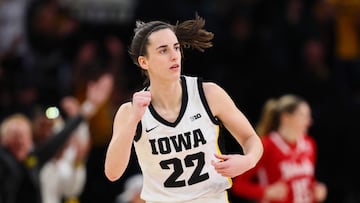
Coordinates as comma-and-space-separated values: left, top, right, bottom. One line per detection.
197, 77, 220, 125
134, 122, 142, 142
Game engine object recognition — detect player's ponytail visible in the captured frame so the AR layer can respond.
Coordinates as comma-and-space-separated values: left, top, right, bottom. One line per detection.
174, 14, 214, 52
256, 98, 278, 137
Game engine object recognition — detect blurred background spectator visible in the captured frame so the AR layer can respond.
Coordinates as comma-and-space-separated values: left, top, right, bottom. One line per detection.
32, 97, 91, 203
1, 0, 359, 202
230, 94, 327, 203
0, 73, 113, 203
114, 174, 144, 203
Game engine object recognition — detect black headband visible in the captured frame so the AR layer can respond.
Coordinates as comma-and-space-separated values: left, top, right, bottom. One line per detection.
136, 23, 172, 57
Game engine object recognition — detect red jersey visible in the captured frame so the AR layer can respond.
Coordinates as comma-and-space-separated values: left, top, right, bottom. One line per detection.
231, 132, 317, 203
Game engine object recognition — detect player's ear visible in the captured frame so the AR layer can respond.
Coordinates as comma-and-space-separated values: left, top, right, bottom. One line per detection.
138, 56, 149, 70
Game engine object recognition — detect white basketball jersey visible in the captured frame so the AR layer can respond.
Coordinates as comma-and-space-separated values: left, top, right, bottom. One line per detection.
133, 76, 231, 202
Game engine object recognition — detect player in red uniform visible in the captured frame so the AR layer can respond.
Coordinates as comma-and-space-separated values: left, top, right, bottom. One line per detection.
231, 94, 327, 203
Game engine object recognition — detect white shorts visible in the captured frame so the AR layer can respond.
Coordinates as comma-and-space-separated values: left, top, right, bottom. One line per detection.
146, 190, 229, 203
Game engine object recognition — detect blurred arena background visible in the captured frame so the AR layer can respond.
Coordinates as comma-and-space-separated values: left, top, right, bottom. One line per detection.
1, 0, 360, 202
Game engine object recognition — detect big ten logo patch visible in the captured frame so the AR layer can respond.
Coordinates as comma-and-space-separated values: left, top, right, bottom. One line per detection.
190, 113, 201, 121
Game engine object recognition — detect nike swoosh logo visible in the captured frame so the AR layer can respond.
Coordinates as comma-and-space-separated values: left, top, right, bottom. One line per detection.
145, 125, 159, 133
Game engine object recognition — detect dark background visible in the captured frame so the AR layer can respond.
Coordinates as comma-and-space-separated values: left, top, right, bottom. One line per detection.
1, 0, 360, 202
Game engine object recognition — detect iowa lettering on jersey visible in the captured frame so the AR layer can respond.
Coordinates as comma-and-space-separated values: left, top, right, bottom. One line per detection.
148, 128, 210, 188
149, 128, 207, 154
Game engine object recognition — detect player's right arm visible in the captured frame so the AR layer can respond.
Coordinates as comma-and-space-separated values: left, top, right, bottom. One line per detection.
104, 91, 151, 181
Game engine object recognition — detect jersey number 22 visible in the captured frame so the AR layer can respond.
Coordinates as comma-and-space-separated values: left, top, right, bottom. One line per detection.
160, 151, 209, 187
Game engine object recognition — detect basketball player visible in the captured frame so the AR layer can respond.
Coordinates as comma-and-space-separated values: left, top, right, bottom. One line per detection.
104, 15, 263, 203
231, 94, 327, 203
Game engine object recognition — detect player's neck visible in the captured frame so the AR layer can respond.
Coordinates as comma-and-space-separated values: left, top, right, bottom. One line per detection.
277, 127, 301, 144
150, 80, 182, 111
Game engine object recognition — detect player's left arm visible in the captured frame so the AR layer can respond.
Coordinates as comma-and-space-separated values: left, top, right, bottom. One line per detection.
203, 82, 263, 177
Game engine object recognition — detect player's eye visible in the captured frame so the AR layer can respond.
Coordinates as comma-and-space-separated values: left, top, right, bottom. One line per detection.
159, 48, 167, 54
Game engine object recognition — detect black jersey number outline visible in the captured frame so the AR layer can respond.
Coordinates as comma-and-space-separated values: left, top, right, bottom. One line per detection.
159, 151, 209, 188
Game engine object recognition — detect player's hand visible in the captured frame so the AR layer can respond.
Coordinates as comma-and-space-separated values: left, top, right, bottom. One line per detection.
264, 181, 288, 201
211, 154, 253, 177
131, 91, 151, 121
313, 181, 327, 202
81, 73, 114, 118
61, 96, 80, 117
86, 73, 114, 106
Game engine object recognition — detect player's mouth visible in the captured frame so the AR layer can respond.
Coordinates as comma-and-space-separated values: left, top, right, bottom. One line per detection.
170, 64, 179, 70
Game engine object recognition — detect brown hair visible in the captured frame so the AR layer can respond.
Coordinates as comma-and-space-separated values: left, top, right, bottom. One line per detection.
256, 94, 307, 136
128, 14, 214, 84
